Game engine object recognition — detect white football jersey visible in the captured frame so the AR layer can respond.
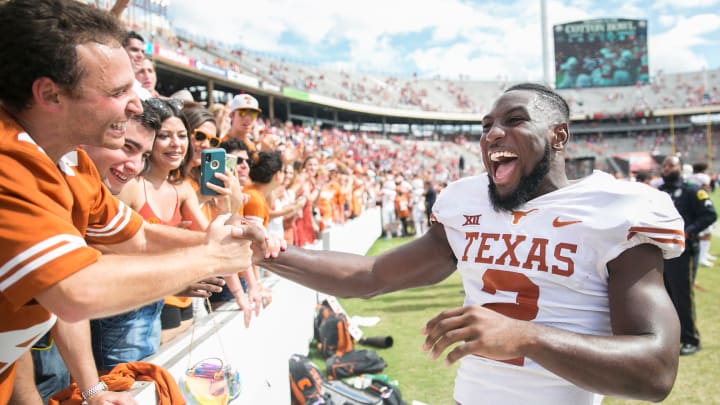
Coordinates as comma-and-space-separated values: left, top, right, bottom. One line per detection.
432, 170, 684, 405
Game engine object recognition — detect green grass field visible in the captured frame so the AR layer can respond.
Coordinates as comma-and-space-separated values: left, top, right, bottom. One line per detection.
325, 191, 720, 405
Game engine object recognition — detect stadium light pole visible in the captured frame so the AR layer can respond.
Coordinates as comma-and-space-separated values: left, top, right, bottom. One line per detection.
670, 114, 676, 156
540, 0, 550, 85
707, 111, 713, 169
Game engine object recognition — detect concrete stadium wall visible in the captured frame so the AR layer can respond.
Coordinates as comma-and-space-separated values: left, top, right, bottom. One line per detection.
134, 208, 381, 404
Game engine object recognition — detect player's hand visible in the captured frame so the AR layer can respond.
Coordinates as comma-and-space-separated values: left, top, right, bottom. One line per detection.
265, 233, 287, 260
421, 305, 530, 366
226, 215, 286, 262
177, 277, 225, 297
205, 214, 253, 275
87, 390, 137, 405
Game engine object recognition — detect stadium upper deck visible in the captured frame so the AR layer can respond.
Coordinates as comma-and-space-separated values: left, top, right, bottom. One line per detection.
142, 27, 720, 121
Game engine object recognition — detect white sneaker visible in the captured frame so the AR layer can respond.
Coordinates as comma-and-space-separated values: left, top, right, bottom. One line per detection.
700, 259, 714, 267
706, 253, 717, 261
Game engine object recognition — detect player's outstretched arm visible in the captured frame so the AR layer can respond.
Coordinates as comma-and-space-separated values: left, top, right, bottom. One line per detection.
422, 243, 678, 402
259, 223, 457, 298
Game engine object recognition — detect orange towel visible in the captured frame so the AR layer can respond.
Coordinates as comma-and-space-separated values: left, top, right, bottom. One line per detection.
48, 361, 185, 405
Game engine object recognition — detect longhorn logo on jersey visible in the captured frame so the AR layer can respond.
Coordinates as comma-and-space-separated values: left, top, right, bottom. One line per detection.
510, 208, 538, 225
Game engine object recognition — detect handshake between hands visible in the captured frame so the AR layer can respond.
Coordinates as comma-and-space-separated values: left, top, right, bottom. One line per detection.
182, 214, 286, 327
204, 213, 287, 275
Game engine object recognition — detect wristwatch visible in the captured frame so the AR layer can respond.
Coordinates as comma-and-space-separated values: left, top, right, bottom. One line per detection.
81, 380, 108, 404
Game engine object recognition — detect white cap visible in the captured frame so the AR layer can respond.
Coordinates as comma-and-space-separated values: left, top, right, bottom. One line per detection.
229, 94, 262, 113
171, 89, 195, 103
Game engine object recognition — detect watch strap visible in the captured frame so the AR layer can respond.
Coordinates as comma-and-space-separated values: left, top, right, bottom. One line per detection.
81, 380, 108, 401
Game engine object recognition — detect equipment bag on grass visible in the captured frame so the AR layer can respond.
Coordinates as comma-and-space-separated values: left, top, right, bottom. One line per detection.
314, 299, 336, 342
365, 379, 406, 405
318, 312, 355, 359
325, 349, 387, 380
289, 354, 327, 405
322, 380, 383, 405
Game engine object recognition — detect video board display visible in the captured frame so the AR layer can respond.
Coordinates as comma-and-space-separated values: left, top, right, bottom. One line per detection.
554, 19, 648, 89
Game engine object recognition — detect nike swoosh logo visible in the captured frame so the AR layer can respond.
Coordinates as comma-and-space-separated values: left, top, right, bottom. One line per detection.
552, 217, 582, 227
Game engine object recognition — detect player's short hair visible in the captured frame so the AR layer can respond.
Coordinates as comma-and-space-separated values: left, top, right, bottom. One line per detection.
505, 83, 570, 123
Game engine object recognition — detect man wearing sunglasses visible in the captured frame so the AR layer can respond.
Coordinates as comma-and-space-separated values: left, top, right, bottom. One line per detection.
223, 93, 262, 152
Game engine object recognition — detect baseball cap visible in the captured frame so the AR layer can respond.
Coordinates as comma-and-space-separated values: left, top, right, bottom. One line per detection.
170, 89, 203, 108
229, 94, 262, 113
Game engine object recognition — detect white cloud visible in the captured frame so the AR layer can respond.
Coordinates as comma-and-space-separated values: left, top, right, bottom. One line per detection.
649, 14, 720, 72
657, 15, 677, 28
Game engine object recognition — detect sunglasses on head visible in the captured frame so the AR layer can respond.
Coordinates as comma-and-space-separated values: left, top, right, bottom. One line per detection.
193, 130, 221, 147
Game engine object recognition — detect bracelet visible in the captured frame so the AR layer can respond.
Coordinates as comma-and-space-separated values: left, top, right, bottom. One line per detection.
81, 380, 107, 403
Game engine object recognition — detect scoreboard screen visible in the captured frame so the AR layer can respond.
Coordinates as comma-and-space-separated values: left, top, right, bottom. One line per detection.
554, 19, 648, 89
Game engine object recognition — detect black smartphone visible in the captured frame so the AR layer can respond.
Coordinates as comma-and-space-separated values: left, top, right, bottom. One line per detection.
200, 148, 226, 195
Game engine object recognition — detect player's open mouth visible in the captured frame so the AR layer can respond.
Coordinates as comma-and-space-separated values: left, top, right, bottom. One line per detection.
489, 150, 519, 184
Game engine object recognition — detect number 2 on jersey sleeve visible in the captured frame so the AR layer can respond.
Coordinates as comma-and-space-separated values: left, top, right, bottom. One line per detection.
481, 269, 540, 366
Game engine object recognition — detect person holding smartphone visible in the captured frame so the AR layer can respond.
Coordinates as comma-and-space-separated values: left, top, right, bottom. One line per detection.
183, 107, 262, 326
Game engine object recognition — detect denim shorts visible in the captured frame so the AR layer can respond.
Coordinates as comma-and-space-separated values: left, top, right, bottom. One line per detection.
32, 332, 71, 402
90, 300, 163, 371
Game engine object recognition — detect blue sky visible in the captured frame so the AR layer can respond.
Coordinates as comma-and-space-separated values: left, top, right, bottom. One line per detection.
169, 0, 720, 81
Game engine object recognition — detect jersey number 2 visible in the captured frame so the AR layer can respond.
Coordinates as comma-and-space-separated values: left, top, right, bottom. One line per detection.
481, 269, 540, 366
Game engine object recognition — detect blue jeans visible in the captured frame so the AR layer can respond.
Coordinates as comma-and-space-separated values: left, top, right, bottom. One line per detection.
32, 333, 70, 403
90, 300, 163, 371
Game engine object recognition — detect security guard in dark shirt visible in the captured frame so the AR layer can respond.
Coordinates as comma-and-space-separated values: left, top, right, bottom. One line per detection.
658, 156, 717, 356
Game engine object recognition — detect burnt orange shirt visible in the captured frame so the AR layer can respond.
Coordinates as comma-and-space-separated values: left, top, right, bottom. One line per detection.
0, 110, 143, 401
242, 185, 269, 228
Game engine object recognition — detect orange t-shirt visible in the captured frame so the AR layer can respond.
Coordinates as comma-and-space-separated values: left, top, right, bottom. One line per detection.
242, 185, 269, 228
395, 193, 411, 219
0, 110, 143, 401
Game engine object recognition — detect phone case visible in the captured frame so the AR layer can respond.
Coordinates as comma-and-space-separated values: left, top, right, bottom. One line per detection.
200, 148, 226, 195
